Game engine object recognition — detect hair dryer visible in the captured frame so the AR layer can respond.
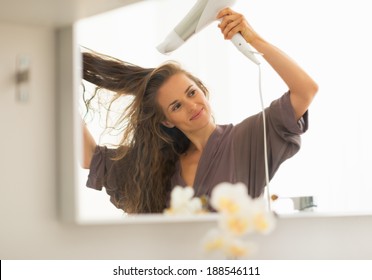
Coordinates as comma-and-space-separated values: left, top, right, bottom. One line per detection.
157, 0, 260, 65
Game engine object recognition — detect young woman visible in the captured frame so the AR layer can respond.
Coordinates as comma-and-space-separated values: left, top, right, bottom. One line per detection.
82, 8, 318, 214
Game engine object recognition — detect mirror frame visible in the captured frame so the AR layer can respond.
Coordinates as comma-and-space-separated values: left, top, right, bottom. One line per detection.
57, 25, 80, 222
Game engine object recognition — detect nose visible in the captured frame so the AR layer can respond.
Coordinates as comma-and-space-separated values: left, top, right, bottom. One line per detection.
185, 100, 197, 112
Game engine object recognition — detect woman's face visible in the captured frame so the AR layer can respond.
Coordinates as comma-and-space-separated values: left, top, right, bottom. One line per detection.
156, 73, 213, 135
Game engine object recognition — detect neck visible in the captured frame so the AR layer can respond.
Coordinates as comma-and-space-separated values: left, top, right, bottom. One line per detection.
184, 122, 217, 153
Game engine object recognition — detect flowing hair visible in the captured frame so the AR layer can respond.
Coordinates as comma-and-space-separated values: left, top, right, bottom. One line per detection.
82, 51, 209, 213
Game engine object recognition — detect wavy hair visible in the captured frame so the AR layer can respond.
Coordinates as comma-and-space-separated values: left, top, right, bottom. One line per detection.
82, 51, 209, 213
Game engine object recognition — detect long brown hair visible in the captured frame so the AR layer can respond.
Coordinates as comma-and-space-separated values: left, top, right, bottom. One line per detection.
82, 51, 209, 213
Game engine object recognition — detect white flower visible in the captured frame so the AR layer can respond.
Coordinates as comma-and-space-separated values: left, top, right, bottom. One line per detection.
223, 236, 258, 260
210, 182, 276, 235
218, 212, 255, 236
164, 186, 203, 215
202, 228, 226, 252
164, 183, 276, 259
202, 228, 257, 259
210, 182, 252, 215
203, 182, 276, 259
250, 197, 277, 235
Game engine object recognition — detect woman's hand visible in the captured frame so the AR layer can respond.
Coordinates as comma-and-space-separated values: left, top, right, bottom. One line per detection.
217, 7, 318, 120
217, 7, 259, 44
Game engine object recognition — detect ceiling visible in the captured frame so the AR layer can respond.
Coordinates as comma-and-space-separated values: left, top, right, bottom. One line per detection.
0, 0, 142, 27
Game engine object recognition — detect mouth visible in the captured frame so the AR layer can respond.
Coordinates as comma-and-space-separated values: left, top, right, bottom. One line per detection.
190, 108, 204, 121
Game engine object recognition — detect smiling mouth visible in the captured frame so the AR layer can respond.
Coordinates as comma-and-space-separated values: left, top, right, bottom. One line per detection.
190, 108, 204, 120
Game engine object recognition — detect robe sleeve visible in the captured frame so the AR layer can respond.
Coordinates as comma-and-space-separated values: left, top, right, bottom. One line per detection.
232, 91, 308, 197
86, 146, 117, 191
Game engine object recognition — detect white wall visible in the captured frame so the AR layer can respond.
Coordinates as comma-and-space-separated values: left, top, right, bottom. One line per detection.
1, 21, 372, 260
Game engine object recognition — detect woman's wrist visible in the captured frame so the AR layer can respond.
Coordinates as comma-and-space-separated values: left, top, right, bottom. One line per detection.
247, 33, 266, 50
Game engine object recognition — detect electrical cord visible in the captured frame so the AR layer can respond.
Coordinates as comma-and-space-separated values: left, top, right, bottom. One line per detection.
257, 63, 271, 211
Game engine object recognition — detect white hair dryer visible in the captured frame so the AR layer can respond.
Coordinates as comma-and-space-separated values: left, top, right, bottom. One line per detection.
157, 0, 261, 65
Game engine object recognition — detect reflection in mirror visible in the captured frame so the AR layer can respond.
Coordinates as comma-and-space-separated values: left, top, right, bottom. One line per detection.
74, 0, 372, 222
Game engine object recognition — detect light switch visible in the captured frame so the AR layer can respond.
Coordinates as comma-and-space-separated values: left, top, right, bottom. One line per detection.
16, 55, 31, 103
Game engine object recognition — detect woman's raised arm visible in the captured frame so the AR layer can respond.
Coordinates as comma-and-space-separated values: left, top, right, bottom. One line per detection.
217, 8, 318, 120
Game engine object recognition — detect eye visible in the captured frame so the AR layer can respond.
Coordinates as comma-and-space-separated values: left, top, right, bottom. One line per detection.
187, 89, 197, 97
171, 102, 181, 112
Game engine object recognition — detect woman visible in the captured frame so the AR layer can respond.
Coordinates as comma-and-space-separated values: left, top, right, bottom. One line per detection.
82, 8, 318, 214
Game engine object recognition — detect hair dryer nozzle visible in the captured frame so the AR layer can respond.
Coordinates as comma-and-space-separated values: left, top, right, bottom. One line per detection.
156, 0, 260, 65
157, 30, 185, 55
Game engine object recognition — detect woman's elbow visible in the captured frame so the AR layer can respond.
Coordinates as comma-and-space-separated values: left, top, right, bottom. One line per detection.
310, 81, 319, 97
81, 145, 96, 169
303, 81, 319, 105
81, 159, 91, 170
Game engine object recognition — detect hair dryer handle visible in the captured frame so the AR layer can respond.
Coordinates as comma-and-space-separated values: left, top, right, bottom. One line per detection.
231, 33, 261, 65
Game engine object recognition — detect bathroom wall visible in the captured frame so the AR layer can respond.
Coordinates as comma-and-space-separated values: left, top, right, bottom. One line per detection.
1, 21, 372, 260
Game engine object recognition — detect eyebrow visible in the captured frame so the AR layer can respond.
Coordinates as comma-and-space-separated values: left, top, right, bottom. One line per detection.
168, 85, 193, 109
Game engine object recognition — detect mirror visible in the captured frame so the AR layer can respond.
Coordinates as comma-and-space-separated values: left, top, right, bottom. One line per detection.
68, 0, 372, 223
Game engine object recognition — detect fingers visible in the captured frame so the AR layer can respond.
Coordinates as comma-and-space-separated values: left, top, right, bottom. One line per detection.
217, 8, 245, 40
216, 7, 234, 19
218, 15, 243, 39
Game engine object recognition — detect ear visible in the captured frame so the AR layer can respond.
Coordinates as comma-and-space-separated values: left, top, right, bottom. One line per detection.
161, 120, 175, 128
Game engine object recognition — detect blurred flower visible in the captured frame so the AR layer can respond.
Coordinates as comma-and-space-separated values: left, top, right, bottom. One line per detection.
202, 228, 257, 260
164, 186, 203, 215
203, 182, 276, 259
163, 183, 276, 258
203, 228, 226, 252
210, 182, 250, 215
223, 236, 258, 260
250, 198, 276, 235
219, 212, 253, 236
